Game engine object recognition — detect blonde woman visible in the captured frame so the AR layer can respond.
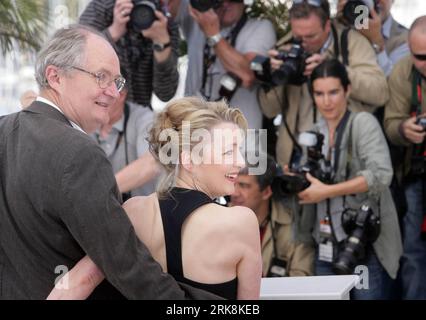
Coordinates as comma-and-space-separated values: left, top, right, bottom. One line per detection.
48, 97, 262, 300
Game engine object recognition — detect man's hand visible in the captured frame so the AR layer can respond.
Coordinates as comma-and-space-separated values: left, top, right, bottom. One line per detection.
142, 10, 170, 44
268, 49, 284, 71
108, 0, 134, 42
189, 6, 220, 37
298, 173, 330, 204
358, 8, 385, 53
400, 114, 426, 144
304, 53, 327, 77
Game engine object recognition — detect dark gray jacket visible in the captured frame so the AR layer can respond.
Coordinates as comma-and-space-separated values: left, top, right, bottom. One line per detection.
0, 101, 217, 299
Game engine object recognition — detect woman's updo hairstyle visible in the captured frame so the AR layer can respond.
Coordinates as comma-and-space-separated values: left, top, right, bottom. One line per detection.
148, 97, 247, 195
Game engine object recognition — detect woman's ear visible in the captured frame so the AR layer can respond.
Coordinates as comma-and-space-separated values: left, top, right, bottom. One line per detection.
345, 84, 352, 99
180, 149, 192, 172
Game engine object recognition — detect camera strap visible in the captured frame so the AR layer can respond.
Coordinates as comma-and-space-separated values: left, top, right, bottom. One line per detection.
95, 102, 130, 166
267, 202, 289, 276
333, 110, 352, 178
410, 67, 426, 161
411, 67, 422, 116
331, 24, 350, 66
201, 13, 248, 100
323, 111, 353, 248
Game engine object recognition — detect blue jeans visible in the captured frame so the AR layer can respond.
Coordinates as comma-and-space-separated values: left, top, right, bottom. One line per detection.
400, 179, 426, 299
315, 247, 393, 300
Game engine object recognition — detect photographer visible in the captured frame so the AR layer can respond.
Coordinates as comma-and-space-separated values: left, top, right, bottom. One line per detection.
337, 0, 409, 76
80, 0, 180, 106
168, 0, 276, 129
93, 84, 159, 200
229, 156, 314, 277
384, 16, 426, 299
258, 0, 388, 168
298, 59, 401, 299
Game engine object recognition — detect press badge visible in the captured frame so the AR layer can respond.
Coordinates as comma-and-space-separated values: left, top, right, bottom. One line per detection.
319, 241, 333, 262
319, 218, 333, 262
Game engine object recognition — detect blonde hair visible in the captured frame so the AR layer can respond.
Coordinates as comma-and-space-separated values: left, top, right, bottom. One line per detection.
148, 97, 247, 196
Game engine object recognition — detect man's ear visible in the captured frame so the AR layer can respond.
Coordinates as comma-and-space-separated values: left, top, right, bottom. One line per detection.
45, 65, 62, 90
180, 149, 192, 172
261, 185, 273, 201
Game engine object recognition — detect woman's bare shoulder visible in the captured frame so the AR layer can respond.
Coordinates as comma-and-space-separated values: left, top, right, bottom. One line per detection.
205, 204, 258, 233
123, 193, 158, 218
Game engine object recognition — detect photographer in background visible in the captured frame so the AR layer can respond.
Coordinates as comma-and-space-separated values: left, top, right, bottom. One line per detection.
384, 16, 426, 300
229, 155, 314, 277
93, 83, 159, 200
168, 0, 276, 129
258, 0, 388, 169
337, 0, 408, 76
299, 59, 401, 299
80, 0, 180, 107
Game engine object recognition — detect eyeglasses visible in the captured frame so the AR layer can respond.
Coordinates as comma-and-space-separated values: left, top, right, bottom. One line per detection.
292, 0, 323, 8
413, 53, 426, 61
69, 66, 126, 92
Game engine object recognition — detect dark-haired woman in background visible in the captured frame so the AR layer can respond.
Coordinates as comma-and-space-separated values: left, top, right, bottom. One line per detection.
297, 59, 402, 299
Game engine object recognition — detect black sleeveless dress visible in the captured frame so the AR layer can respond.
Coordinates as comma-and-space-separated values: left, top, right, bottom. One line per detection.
158, 187, 238, 300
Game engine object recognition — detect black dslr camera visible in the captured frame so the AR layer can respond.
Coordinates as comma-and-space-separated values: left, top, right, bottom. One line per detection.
342, 0, 379, 26
190, 0, 248, 12
271, 131, 331, 197
417, 117, 426, 131
251, 42, 310, 86
409, 117, 426, 177
333, 204, 381, 275
130, 0, 167, 32
190, 0, 224, 11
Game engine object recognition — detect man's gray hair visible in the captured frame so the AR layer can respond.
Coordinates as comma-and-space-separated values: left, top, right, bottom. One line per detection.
35, 24, 106, 90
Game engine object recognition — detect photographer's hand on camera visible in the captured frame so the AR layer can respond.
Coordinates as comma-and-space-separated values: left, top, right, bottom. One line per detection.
268, 49, 284, 71
189, 6, 221, 38
142, 10, 171, 63
400, 114, 426, 144
108, 0, 134, 42
189, 5, 255, 88
303, 53, 327, 77
357, 8, 385, 53
297, 173, 330, 204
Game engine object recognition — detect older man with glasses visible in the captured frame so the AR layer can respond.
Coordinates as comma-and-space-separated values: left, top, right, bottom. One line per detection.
0, 24, 218, 300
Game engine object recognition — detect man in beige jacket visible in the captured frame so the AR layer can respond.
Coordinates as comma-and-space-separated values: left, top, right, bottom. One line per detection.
258, 0, 388, 168
337, 0, 409, 76
384, 16, 426, 300
230, 156, 314, 277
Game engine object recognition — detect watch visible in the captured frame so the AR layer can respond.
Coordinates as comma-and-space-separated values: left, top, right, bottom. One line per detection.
207, 33, 222, 48
152, 41, 171, 52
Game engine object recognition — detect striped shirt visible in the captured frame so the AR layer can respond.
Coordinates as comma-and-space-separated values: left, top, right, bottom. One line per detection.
79, 0, 180, 106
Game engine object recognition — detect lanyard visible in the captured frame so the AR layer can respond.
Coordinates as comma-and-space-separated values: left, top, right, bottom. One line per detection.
97, 103, 130, 166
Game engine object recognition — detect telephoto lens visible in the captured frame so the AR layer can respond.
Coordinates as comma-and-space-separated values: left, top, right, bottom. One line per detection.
190, 0, 223, 12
